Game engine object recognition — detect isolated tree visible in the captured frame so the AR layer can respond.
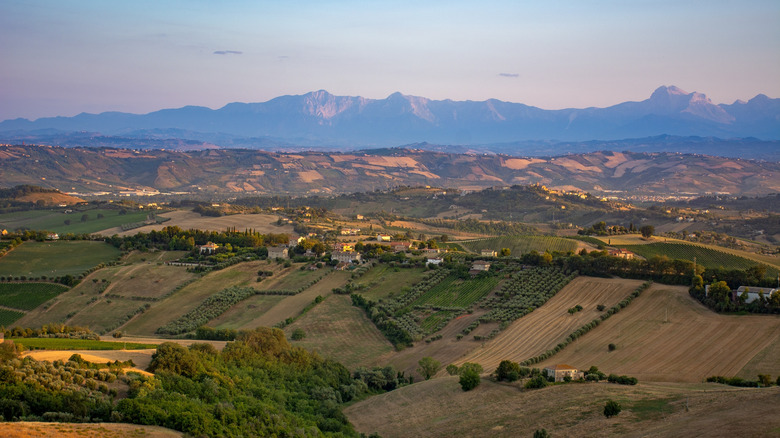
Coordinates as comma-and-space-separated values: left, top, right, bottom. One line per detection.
417, 356, 441, 380
533, 429, 550, 438
500, 247, 511, 257
604, 400, 622, 418
459, 367, 480, 391
291, 328, 306, 341
81, 214, 89, 222
63, 219, 71, 226
495, 360, 521, 382
445, 364, 459, 376
640, 225, 655, 239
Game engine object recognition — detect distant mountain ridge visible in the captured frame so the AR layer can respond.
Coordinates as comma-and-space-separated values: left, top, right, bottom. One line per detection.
1, 86, 778, 147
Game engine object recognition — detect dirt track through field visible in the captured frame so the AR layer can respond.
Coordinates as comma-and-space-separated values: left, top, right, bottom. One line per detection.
538, 284, 780, 382
455, 277, 644, 373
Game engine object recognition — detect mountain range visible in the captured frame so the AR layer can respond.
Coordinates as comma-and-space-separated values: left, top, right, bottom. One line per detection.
1, 86, 778, 150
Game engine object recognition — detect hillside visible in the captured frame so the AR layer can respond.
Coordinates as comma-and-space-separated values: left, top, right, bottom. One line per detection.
344, 377, 780, 438
1, 145, 778, 197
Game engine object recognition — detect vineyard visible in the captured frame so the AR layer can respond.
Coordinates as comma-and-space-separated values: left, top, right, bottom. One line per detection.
624, 242, 777, 276
353, 264, 576, 347
0, 241, 121, 278
460, 236, 578, 256
0, 282, 68, 311
0, 308, 25, 326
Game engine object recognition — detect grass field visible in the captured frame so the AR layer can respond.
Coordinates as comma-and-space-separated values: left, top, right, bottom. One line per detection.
0, 282, 68, 310
345, 377, 780, 438
0, 208, 151, 235
0, 240, 121, 278
11, 338, 157, 350
623, 242, 778, 276
101, 209, 294, 237
460, 235, 580, 255
120, 261, 266, 336
261, 267, 327, 291
284, 294, 394, 369
353, 265, 430, 300
455, 277, 644, 373
537, 284, 780, 382
91, 258, 197, 300
232, 270, 352, 329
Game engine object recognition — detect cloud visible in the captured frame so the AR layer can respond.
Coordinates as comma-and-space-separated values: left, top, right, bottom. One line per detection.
499, 73, 519, 78
213, 50, 243, 55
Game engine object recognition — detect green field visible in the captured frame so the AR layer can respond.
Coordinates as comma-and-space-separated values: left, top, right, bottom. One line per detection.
460, 236, 578, 256
415, 274, 499, 308
263, 267, 327, 291
624, 242, 778, 277
0, 208, 152, 235
353, 265, 430, 300
0, 309, 25, 326
0, 282, 68, 310
0, 240, 121, 278
11, 337, 157, 350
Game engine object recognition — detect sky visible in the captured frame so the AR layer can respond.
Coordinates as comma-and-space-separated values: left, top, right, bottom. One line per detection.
1, 0, 779, 121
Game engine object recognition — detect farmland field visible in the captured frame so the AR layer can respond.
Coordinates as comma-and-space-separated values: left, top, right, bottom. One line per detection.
91, 259, 197, 300
284, 295, 394, 369
354, 265, 430, 300
231, 270, 351, 329
345, 376, 780, 438
119, 261, 266, 336
0, 308, 25, 326
0, 422, 182, 438
15, 276, 108, 328
0, 282, 68, 310
100, 209, 294, 237
456, 277, 644, 373
623, 242, 777, 276
460, 235, 580, 255
11, 338, 157, 350
0, 208, 151, 235
415, 274, 499, 308
0, 240, 121, 278
537, 284, 780, 382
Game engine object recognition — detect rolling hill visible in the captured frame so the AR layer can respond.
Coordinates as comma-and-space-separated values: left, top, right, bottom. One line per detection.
1, 145, 777, 197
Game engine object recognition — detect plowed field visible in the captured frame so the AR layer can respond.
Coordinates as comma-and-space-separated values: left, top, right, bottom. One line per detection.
538, 284, 780, 382
455, 277, 644, 372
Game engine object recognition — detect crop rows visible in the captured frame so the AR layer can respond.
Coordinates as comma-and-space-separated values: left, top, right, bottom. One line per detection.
625, 242, 776, 275
156, 286, 258, 335
477, 267, 577, 325
0, 308, 25, 327
415, 275, 499, 308
461, 236, 578, 255
376, 269, 451, 314
0, 282, 69, 311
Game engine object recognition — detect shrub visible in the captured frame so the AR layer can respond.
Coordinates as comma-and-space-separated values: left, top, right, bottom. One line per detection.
446, 364, 459, 376
608, 343, 616, 351
291, 328, 306, 341
525, 375, 547, 389
604, 400, 621, 418
459, 368, 480, 391
534, 429, 550, 438
597, 304, 606, 311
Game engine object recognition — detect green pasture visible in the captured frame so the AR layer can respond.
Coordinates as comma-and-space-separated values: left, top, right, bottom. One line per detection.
0, 240, 121, 278
460, 235, 578, 255
10, 337, 157, 350
0, 208, 151, 235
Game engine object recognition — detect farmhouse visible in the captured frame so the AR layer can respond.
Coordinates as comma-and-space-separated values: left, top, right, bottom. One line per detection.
46, 233, 59, 240
268, 246, 289, 259
471, 260, 490, 271
332, 250, 361, 264
736, 286, 778, 304
543, 364, 584, 382
390, 241, 411, 253
199, 242, 219, 255
340, 228, 361, 236
376, 234, 392, 242
422, 248, 442, 255
426, 257, 443, 265
608, 248, 635, 259
481, 249, 497, 257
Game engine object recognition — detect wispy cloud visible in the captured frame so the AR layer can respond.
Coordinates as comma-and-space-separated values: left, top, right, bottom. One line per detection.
213, 50, 243, 55
499, 73, 519, 78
